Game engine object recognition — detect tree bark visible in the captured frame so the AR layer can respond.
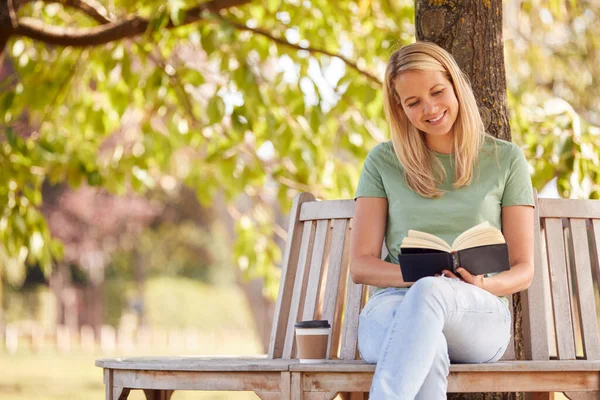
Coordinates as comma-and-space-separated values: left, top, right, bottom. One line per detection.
0, 0, 15, 56
416, 0, 511, 140
416, 1, 522, 399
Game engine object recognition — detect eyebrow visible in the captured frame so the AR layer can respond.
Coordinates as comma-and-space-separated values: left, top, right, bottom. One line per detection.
402, 84, 445, 104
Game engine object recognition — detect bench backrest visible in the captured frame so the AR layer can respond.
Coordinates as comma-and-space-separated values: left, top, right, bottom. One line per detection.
268, 192, 600, 362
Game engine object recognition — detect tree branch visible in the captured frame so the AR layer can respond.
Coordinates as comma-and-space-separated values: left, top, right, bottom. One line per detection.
15, 0, 113, 24
12, 0, 253, 47
218, 15, 382, 86
56, 0, 114, 24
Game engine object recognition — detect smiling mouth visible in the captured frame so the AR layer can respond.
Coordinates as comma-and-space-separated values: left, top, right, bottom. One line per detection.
426, 111, 446, 123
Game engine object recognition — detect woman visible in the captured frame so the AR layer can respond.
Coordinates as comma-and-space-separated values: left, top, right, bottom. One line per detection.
349, 41, 535, 399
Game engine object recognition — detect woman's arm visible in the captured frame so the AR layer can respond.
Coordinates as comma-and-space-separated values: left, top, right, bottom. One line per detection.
349, 197, 410, 287
453, 205, 535, 296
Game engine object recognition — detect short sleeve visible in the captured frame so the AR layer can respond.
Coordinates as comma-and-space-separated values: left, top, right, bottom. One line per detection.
501, 144, 534, 207
354, 147, 387, 200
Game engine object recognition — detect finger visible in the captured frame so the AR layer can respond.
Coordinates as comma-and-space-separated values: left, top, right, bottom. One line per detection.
442, 270, 460, 279
456, 268, 473, 280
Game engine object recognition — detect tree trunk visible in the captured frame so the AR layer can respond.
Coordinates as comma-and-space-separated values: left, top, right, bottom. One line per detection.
416, 0, 511, 140
0, 1, 13, 56
416, 1, 522, 399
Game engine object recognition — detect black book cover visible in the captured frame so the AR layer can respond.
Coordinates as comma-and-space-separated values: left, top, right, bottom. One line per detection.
398, 243, 510, 282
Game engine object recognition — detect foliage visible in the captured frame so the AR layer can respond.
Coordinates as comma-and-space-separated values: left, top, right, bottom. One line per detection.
505, 0, 600, 198
1, 0, 600, 296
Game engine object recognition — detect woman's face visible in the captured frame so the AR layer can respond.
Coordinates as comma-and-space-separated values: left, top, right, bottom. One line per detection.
393, 69, 459, 138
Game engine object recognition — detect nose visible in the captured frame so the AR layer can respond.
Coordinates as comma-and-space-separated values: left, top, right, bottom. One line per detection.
423, 100, 439, 116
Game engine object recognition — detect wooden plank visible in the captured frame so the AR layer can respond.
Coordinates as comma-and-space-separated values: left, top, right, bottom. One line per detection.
95, 357, 292, 371
291, 372, 302, 400
112, 370, 282, 391
105, 369, 113, 400
255, 392, 281, 400
446, 371, 600, 393
270, 192, 316, 359
315, 221, 334, 320
298, 370, 600, 393
525, 394, 554, 400
340, 273, 363, 360
501, 294, 516, 361
283, 220, 316, 359
329, 222, 351, 360
281, 371, 291, 400
143, 390, 173, 400
569, 219, 600, 360
564, 223, 582, 358
538, 199, 600, 219
115, 387, 130, 400
545, 218, 576, 360
591, 220, 600, 298
300, 200, 356, 221
522, 192, 551, 361
302, 220, 330, 321
322, 219, 348, 324
321, 219, 348, 360
563, 392, 600, 400
289, 359, 600, 372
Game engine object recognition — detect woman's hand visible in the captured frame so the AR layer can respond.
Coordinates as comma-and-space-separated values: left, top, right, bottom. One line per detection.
442, 268, 486, 290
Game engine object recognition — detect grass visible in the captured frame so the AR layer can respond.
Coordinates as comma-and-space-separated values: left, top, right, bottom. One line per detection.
0, 349, 261, 399
1, 276, 266, 399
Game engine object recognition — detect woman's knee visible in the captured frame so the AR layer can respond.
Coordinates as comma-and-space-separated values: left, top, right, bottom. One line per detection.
407, 276, 446, 300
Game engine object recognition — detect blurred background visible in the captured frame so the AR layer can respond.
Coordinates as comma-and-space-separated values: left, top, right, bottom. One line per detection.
1, 0, 599, 399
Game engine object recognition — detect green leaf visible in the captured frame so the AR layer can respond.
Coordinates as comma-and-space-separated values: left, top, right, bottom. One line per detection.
207, 96, 225, 124
267, 0, 280, 13
5, 127, 17, 148
182, 69, 205, 86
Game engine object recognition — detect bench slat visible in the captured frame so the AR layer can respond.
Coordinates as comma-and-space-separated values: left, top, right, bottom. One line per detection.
330, 220, 352, 359
340, 272, 362, 360
522, 192, 551, 360
322, 219, 348, 359
592, 220, 600, 291
569, 219, 600, 360
300, 200, 356, 221
289, 359, 600, 372
545, 218, 576, 360
97, 357, 292, 371
302, 220, 330, 321
283, 221, 316, 359
269, 193, 315, 359
538, 198, 600, 219
500, 294, 516, 361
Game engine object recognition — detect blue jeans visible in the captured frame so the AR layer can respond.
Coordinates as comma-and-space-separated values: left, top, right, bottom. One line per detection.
357, 276, 511, 400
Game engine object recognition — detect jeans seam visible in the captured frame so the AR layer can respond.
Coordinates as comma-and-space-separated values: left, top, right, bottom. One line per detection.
377, 279, 444, 370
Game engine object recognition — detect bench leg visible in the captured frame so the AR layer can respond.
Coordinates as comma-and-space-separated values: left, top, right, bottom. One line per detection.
563, 392, 599, 400
114, 388, 130, 400
143, 389, 174, 400
256, 392, 283, 400
339, 393, 368, 399
525, 394, 554, 400
290, 373, 337, 400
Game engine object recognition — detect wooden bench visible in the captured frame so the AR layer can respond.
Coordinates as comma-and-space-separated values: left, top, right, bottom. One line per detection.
97, 191, 600, 399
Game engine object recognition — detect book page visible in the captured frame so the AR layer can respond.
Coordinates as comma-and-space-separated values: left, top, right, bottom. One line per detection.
451, 222, 489, 248
401, 235, 451, 252
407, 230, 451, 248
452, 224, 505, 251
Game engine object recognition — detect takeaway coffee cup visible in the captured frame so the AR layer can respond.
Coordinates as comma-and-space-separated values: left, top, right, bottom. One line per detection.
294, 320, 331, 363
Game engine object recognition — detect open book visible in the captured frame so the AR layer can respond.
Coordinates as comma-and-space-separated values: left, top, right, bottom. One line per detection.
398, 222, 510, 282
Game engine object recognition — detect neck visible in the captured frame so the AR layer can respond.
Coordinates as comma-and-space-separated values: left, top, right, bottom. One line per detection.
425, 131, 454, 154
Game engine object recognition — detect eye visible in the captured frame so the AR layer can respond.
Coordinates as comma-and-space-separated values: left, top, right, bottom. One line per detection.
432, 89, 444, 96
407, 100, 419, 108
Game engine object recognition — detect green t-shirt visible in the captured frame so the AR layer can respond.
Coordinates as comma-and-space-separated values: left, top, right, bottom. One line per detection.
355, 135, 534, 298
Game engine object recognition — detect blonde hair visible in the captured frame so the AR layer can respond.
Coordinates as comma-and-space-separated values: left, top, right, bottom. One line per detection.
383, 41, 485, 198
